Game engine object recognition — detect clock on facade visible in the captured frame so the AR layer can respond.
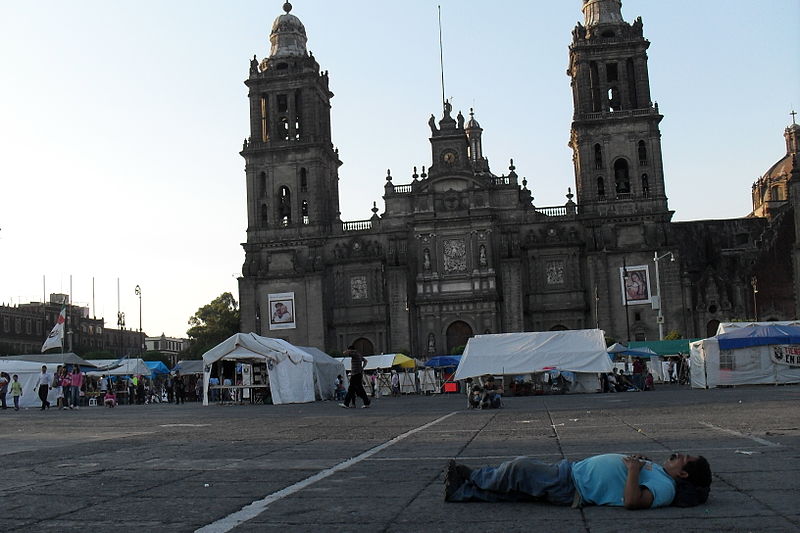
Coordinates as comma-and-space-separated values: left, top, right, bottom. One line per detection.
442, 150, 458, 165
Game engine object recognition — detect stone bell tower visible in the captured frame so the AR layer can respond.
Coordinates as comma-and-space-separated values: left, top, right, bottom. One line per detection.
568, 0, 669, 217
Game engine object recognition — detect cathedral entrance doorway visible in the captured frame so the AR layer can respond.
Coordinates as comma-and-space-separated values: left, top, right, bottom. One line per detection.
446, 321, 474, 354
353, 338, 375, 356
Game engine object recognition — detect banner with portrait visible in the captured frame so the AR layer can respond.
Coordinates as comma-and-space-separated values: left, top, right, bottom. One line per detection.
619, 265, 652, 305
772, 345, 800, 367
268, 292, 296, 330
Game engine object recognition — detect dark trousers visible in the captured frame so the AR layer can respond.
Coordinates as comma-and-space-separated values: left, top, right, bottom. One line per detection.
175, 389, 185, 404
0, 392, 6, 409
38, 385, 50, 409
343, 373, 370, 407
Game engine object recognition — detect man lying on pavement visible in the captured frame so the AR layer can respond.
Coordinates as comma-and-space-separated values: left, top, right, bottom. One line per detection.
444, 452, 711, 509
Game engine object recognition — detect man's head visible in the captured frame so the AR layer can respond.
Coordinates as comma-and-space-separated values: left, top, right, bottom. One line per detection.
41, 365, 47, 373
13, 374, 18, 381
663, 453, 711, 507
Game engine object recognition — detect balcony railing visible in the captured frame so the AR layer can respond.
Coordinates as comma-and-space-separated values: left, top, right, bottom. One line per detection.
342, 220, 373, 232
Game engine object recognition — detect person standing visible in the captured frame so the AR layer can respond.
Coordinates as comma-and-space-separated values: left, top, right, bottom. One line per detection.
99, 374, 109, 399
70, 365, 84, 409
10, 374, 22, 411
174, 371, 185, 405
0, 372, 9, 409
165, 374, 174, 404
340, 346, 371, 409
36, 365, 51, 410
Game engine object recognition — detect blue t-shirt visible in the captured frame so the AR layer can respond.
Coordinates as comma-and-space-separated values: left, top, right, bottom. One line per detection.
571, 454, 676, 508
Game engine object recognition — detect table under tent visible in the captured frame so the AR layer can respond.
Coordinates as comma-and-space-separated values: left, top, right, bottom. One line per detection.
202, 333, 315, 406
336, 354, 418, 395
455, 330, 613, 395
690, 323, 800, 388
424, 355, 462, 393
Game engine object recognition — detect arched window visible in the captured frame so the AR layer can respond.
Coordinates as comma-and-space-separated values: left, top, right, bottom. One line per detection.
641, 174, 650, 197
597, 176, 606, 199
259, 172, 267, 196
771, 185, 783, 201
594, 144, 603, 169
278, 186, 291, 227
706, 319, 720, 339
352, 337, 375, 356
260, 203, 268, 226
638, 141, 648, 166
300, 168, 308, 191
614, 159, 631, 196
301, 200, 309, 225
279, 117, 289, 140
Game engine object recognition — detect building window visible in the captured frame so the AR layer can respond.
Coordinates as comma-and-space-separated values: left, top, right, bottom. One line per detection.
260, 96, 269, 142
641, 174, 650, 197
606, 62, 618, 82
594, 144, 603, 170
301, 200, 309, 225
2, 316, 8, 332
597, 176, 605, 199
26, 319, 32, 334
614, 159, 631, 196
300, 168, 308, 191
14, 318, 21, 334
638, 141, 648, 166
261, 203, 268, 226
279, 186, 292, 226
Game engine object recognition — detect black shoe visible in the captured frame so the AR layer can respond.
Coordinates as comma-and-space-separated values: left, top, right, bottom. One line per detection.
444, 460, 472, 502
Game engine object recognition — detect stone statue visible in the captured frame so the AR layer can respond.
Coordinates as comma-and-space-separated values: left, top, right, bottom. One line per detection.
423, 248, 431, 271
250, 55, 259, 76
444, 99, 452, 117
479, 244, 488, 267
457, 111, 465, 129
428, 114, 437, 134
427, 333, 436, 355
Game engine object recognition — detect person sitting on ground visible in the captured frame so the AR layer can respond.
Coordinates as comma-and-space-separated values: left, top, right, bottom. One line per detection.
606, 371, 618, 393
444, 452, 711, 509
103, 390, 118, 408
481, 375, 502, 409
468, 383, 482, 409
645, 372, 654, 391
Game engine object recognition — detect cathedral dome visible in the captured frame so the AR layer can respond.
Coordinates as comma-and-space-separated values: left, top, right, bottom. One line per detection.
269, 2, 308, 59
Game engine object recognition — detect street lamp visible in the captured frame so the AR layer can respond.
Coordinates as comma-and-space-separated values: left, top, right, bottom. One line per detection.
653, 251, 675, 340
751, 276, 759, 321
134, 285, 143, 353
622, 258, 631, 343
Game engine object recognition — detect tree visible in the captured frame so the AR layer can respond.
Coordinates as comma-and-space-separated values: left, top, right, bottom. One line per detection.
184, 292, 240, 359
664, 330, 682, 340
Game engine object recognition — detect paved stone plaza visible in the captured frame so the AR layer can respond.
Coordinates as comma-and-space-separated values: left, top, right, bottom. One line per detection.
1, 385, 798, 532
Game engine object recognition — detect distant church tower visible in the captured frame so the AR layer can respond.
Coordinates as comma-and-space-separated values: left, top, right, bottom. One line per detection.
238, 2, 339, 343
568, 0, 669, 217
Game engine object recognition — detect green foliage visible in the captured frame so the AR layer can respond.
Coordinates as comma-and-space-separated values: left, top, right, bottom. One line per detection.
664, 330, 682, 341
605, 336, 616, 347
451, 344, 466, 355
184, 292, 240, 359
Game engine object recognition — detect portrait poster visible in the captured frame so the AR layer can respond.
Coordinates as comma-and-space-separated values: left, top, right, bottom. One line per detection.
619, 265, 652, 305
268, 292, 296, 330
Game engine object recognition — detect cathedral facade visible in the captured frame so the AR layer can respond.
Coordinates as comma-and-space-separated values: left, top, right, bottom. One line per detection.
238, 0, 798, 356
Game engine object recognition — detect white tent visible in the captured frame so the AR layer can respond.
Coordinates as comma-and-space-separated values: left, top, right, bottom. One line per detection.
0, 360, 57, 409
85, 359, 152, 378
690, 324, 800, 389
454, 330, 613, 393
202, 333, 315, 405
298, 346, 347, 400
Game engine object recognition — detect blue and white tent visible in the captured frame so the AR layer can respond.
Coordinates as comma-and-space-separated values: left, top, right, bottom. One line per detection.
690, 323, 800, 388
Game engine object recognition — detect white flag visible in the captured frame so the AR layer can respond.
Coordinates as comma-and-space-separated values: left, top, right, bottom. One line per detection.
41, 307, 66, 353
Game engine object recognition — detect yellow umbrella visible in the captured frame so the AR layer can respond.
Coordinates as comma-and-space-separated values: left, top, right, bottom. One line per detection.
392, 354, 416, 368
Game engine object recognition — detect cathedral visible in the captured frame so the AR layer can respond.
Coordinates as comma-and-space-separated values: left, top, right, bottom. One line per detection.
237, 0, 799, 356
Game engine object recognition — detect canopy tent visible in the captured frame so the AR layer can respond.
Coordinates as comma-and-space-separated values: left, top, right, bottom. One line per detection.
86, 358, 152, 378
298, 346, 348, 400
690, 324, 800, 388
144, 361, 170, 376
425, 355, 462, 368
606, 344, 658, 358
1, 353, 98, 368
337, 353, 415, 371
455, 330, 612, 393
173, 360, 204, 375
202, 333, 314, 405
0, 359, 60, 409
716, 321, 800, 335
629, 339, 701, 356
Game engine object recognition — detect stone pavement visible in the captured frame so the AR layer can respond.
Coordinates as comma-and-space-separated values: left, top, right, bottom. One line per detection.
0, 384, 798, 532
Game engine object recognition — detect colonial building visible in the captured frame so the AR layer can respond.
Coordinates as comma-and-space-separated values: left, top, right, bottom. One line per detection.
238, 0, 798, 355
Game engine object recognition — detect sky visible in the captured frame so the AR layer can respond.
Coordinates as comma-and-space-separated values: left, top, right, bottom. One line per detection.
1, 0, 798, 339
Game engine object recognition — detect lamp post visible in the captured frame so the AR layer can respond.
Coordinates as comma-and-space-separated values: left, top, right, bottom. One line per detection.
134, 285, 143, 353
751, 276, 759, 321
653, 251, 675, 340
622, 258, 631, 343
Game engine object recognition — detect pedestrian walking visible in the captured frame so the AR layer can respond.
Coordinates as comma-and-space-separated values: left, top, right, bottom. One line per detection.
174, 372, 185, 405
36, 365, 51, 410
340, 346, 371, 409
0, 372, 9, 410
70, 365, 84, 409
